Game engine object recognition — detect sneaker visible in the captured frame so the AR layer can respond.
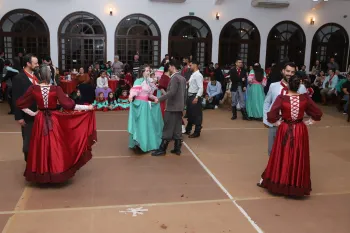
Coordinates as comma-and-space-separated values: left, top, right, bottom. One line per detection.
182, 125, 186, 134
215, 105, 218, 109
343, 111, 348, 115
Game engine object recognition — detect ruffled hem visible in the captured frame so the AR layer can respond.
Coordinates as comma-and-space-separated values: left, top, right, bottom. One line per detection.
261, 178, 311, 197
24, 130, 97, 184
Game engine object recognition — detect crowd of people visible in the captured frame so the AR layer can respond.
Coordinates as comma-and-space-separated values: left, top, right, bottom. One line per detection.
3, 49, 350, 199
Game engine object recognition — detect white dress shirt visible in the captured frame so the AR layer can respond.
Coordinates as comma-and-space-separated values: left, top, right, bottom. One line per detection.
96, 77, 109, 88
188, 70, 203, 97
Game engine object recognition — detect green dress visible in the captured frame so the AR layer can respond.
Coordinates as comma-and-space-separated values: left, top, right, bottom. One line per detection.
246, 70, 266, 119
128, 78, 163, 152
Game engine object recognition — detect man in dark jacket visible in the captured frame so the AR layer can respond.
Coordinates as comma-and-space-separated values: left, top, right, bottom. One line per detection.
229, 58, 250, 120
12, 54, 39, 161
152, 60, 187, 156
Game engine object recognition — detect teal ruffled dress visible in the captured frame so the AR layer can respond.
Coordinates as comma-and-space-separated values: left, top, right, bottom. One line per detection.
246, 70, 266, 119
128, 78, 163, 152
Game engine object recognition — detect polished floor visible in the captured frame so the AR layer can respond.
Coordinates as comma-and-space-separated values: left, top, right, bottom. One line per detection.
0, 103, 349, 233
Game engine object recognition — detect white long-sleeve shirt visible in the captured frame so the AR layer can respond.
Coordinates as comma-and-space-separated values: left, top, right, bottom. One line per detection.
188, 70, 203, 97
96, 77, 109, 88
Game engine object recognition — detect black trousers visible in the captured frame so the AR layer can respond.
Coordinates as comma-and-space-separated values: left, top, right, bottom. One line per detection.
162, 111, 183, 140
21, 121, 33, 160
186, 95, 202, 133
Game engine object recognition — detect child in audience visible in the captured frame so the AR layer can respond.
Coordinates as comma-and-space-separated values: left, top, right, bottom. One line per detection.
92, 92, 108, 111
70, 89, 84, 105
304, 79, 314, 98
117, 89, 130, 110
107, 92, 118, 111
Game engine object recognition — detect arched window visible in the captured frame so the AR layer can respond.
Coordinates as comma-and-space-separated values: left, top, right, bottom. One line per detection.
115, 14, 161, 67
310, 23, 349, 71
0, 9, 50, 62
266, 21, 306, 68
58, 12, 106, 72
219, 18, 260, 67
169, 16, 212, 66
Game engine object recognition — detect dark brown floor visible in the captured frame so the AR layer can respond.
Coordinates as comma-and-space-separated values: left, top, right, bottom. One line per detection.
0, 104, 349, 233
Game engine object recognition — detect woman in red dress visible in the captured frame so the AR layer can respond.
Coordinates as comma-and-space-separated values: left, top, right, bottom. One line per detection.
16, 65, 96, 184
258, 75, 323, 197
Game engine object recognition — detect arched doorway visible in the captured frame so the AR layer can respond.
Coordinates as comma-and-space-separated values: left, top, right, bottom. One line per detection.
310, 23, 349, 71
219, 18, 260, 67
266, 21, 306, 68
0, 9, 50, 61
115, 14, 161, 67
58, 11, 106, 72
169, 16, 212, 66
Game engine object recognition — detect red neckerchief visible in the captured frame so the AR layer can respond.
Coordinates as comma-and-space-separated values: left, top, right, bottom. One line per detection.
23, 69, 39, 84
280, 81, 288, 95
237, 68, 241, 77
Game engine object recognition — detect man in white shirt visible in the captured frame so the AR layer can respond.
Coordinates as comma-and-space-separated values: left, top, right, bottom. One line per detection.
264, 62, 306, 156
185, 60, 204, 138
206, 77, 222, 108
320, 69, 338, 105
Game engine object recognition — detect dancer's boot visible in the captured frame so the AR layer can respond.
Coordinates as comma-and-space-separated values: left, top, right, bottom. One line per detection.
151, 140, 169, 156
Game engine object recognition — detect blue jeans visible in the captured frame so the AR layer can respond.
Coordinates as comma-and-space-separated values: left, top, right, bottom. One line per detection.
343, 95, 349, 112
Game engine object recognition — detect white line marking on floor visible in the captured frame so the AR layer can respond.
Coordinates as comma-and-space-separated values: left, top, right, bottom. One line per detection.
0, 199, 231, 215
183, 142, 264, 233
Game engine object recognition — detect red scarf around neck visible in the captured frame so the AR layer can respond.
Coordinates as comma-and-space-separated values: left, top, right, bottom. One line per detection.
280, 81, 288, 95
24, 69, 39, 84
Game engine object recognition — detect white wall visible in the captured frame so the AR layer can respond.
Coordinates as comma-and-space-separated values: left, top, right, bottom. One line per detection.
1, 0, 350, 70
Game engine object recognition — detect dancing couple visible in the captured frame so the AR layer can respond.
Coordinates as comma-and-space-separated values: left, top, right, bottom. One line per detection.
128, 60, 186, 155
258, 62, 323, 197
13, 54, 96, 184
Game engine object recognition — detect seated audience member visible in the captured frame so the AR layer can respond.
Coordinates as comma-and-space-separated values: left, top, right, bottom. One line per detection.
77, 74, 95, 104
341, 72, 350, 114
107, 92, 118, 110
92, 92, 108, 111
116, 89, 130, 110
95, 70, 112, 98
206, 77, 223, 109
320, 69, 338, 105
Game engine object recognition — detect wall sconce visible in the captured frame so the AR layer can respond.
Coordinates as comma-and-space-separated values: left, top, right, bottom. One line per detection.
216, 12, 220, 20
310, 17, 315, 25
109, 8, 113, 16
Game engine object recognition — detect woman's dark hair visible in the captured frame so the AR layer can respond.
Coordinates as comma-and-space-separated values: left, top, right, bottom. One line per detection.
288, 75, 301, 92
139, 64, 150, 78
163, 63, 170, 73
253, 63, 264, 82
303, 79, 311, 88
107, 92, 115, 104
38, 64, 51, 84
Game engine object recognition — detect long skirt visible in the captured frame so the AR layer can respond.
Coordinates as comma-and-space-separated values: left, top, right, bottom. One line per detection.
128, 99, 163, 152
260, 121, 311, 197
246, 84, 265, 118
24, 110, 97, 183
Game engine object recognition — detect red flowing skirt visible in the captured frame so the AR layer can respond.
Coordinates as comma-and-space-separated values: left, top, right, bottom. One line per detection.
261, 121, 311, 197
24, 110, 97, 183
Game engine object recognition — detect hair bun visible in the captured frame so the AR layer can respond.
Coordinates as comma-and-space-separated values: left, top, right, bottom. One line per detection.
288, 75, 301, 92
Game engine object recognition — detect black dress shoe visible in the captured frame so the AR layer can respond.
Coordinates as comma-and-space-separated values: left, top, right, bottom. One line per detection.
151, 140, 169, 156
189, 133, 200, 138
